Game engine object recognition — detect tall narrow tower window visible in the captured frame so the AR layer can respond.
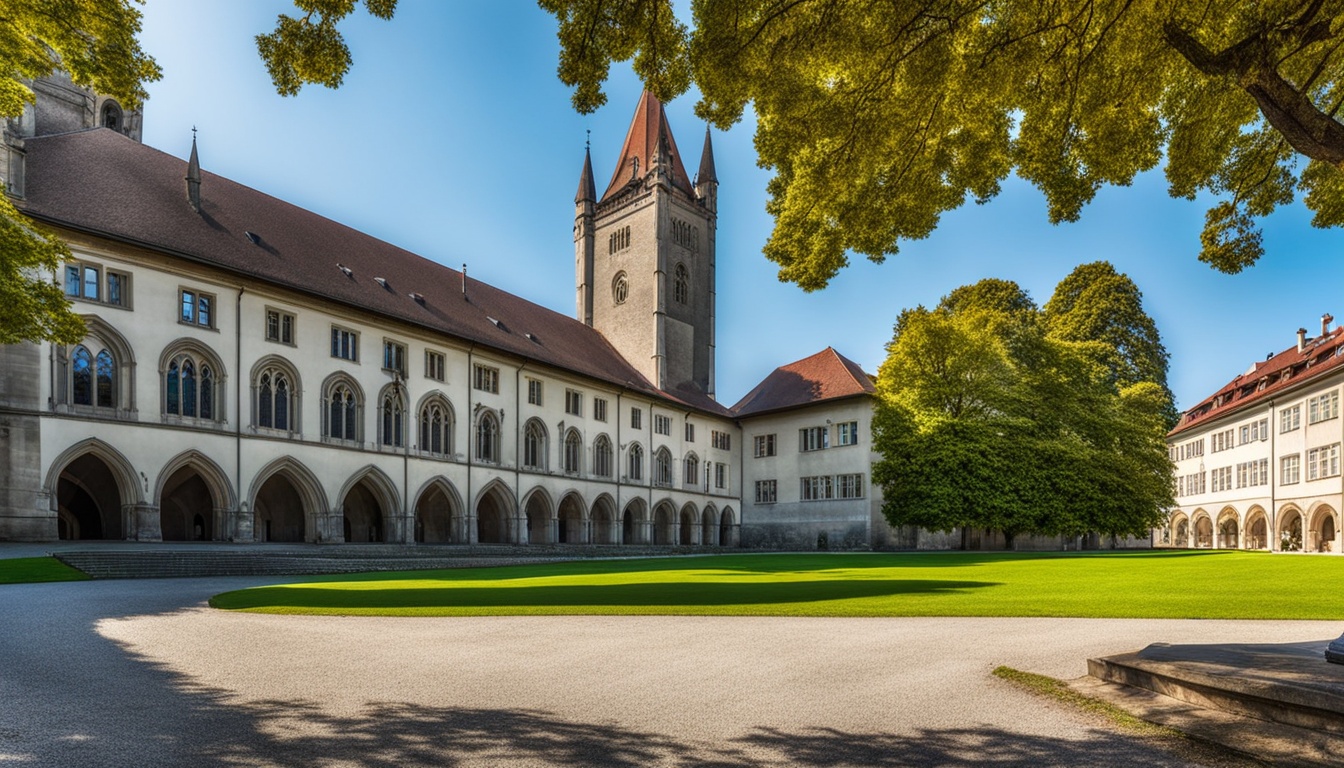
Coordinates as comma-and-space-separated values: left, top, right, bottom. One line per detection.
613, 272, 629, 305
607, 226, 631, 254
674, 264, 688, 304
101, 101, 123, 132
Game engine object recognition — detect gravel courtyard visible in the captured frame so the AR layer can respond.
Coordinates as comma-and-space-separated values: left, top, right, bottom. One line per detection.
1, 576, 1335, 767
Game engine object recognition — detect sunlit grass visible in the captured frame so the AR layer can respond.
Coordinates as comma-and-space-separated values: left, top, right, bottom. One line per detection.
209, 550, 1344, 619
0, 556, 90, 584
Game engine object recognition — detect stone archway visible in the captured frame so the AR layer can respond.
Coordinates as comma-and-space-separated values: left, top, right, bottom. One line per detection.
341, 482, 386, 543
523, 489, 552, 545
254, 472, 308, 543
476, 484, 513, 544
557, 493, 586, 544
1245, 509, 1269, 550
159, 467, 215, 541
719, 507, 735, 547
1216, 508, 1239, 550
1170, 513, 1189, 548
1310, 506, 1339, 553
1193, 514, 1213, 548
1278, 508, 1305, 552
415, 481, 460, 544
701, 507, 717, 546
55, 453, 127, 540
590, 495, 616, 544
621, 499, 646, 545
653, 502, 675, 545
679, 503, 697, 545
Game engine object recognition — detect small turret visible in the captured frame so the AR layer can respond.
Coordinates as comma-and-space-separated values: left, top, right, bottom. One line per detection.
575, 144, 596, 204
186, 129, 201, 213
696, 127, 718, 213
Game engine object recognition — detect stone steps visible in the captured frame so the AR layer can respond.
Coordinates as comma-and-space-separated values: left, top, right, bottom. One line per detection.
53, 544, 709, 580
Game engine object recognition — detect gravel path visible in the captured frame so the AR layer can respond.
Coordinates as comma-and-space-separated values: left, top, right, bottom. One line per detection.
1, 576, 1336, 767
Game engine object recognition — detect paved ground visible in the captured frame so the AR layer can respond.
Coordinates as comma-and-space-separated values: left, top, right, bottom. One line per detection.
3, 576, 1340, 766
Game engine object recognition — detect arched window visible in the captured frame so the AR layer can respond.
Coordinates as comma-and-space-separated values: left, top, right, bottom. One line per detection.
71, 345, 94, 406
101, 101, 122, 131
379, 387, 406, 448
654, 447, 672, 487
324, 377, 361, 442
255, 364, 297, 432
476, 410, 500, 463
523, 419, 548, 470
613, 272, 628, 305
56, 318, 135, 415
594, 435, 613, 478
419, 397, 454, 456
674, 263, 688, 304
628, 443, 644, 482
564, 429, 582, 474
683, 453, 699, 488
164, 349, 219, 420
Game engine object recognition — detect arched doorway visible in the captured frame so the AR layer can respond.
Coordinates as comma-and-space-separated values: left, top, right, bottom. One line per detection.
1216, 509, 1239, 550
653, 503, 675, 545
1194, 515, 1213, 548
524, 490, 552, 544
1311, 507, 1339, 552
1172, 515, 1189, 548
558, 493, 585, 544
254, 472, 307, 542
415, 482, 458, 543
719, 507, 735, 547
1246, 511, 1269, 550
55, 454, 126, 540
590, 496, 616, 544
701, 508, 717, 546
342, 481, 386, 543
621, 499, 646, 545
1279, 508, 1304, 551
158, 466, 219, 541
679, 504, 696, 545
476, 485, 512, 544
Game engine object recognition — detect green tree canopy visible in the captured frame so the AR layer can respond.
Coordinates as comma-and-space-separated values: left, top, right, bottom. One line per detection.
872, 273, 1173, 545
0, 0, 161, 344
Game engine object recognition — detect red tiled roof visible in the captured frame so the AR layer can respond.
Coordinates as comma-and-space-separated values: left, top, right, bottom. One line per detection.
1169, 325, 1344, 437
19, 128, 731, 417
731, 347, 875, 417
601, 90, 694, 201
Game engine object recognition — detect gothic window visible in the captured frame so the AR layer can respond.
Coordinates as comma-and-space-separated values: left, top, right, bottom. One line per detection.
673, 264, 688, 304
255, 362, 298, 432
324, 377, 362, 442
164, 348, 220, 420
476, 410, 500, 463
628, 443, 644, 481
607, 226, 632, 254
56, 319, 134, 414
523, 418, 548, 470
683, 453, 699, 488
101, 101, 123, 131
379, 386, 406, 448
564, 429, 582, 475
419, 397, 454, 456
653, 448, 672, 487
594, 435, 613, 478
69, 345, 117, 409
613, 272, 629, 305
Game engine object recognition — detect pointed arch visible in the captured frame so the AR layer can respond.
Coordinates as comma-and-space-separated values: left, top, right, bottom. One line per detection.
679, 502, 698, 545
56, 314, 137, 413
719, 506, 736, 547
590, 493, 618, 545
153, 450, 236, 511
44, 437, 143, 507
627, 442, 644, 481
1167, 510, 1190, 548
249, 456, 326, 543
1308, 502, 1339, 553
158, 337, 228, 422
475, 408, 501, 463
334, 465, 401, 520
593, 433, 614, 478
701, 504, 717, 546
251, 354, 302, 434
523, 417, 549, 470
557, 490, 587, 544
321, 372, 364, 442
474, 478, 516, 544
1215, 506, 1240, 549
416, 392, 456, 458
377, 382, 407, 448
1191, 508, 1214, 548
412, 476, 464, 544
652, 498, 677, 545
1278, 503, 1306, 551
522, 484, 554, 544
336, 465, 400, 544
653, 447, 673, 487
682, 451, 699, 489
1244, 506, 1270, 550
563, 428, 583, 475
621, 497, 647, 545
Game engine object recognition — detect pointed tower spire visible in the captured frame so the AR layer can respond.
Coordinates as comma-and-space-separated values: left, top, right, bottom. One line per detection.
575, 143, 596, 203
186, 127, 201, 213
602, 90, 693, 201
697, 126, 717, 185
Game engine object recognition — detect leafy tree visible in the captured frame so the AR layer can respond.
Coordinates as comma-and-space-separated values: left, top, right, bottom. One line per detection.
256, 0, 399, 96
873, 276, 1173, 546
0, 0, 160, 344
1043, 261, 1176, 427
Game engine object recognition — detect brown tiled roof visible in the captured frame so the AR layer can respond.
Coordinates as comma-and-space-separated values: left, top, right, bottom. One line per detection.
19, 128, 731, 417
732, 347, 875, 417
1169, 325, 1344, 437
601, 90, 694, 202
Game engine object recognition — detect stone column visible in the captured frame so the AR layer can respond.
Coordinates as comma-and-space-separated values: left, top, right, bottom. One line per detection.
131, 503, 162, 541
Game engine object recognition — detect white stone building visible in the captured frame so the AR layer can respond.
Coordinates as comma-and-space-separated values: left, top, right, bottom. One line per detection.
1162, 316, 1344, 553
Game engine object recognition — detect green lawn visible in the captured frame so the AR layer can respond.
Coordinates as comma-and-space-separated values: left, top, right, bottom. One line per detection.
210, 550, 1344, 619
0, 556, 90, 584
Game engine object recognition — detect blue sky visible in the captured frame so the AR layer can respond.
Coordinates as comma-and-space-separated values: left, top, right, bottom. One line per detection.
133, 2, 1344, 410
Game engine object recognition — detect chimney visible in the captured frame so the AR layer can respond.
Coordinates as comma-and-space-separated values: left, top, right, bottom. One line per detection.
1298, 328, 1308, 352
1324, 313, 1335, 336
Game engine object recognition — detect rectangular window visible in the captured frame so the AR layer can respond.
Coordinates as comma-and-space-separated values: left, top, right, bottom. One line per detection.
1309, 391, 1340, 424
180, 289, 215, 327
265, 309, 295, 345
754, 479, 777, 504
527, 379, 543, 406
83, 265, 100, 300
836, 473, 864, 499
425, 350, 445, 382
753, 434, 776, 458
799, 426, 829, 452
105, 271, 128, 307
331, 326, 358, 361
1282, 454, 1301, 485
1308, 443, 1341, 480
382, 340, 407, 376
566, 389, 584, 416
473, 364, 499, 394
715, 462, 727, 489
800, 476, 833, 501
654, 414, 671, 435
1211, 429, 1234, 452
64, 265, 80, 297
631, 407, 642, 430
685, 422, 695, 442
594, 397, 608, 422
1212, 466, 1232, 492
712, 430, 731, 450
1281, 406, 1301, 433
836, 421, 859, 446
